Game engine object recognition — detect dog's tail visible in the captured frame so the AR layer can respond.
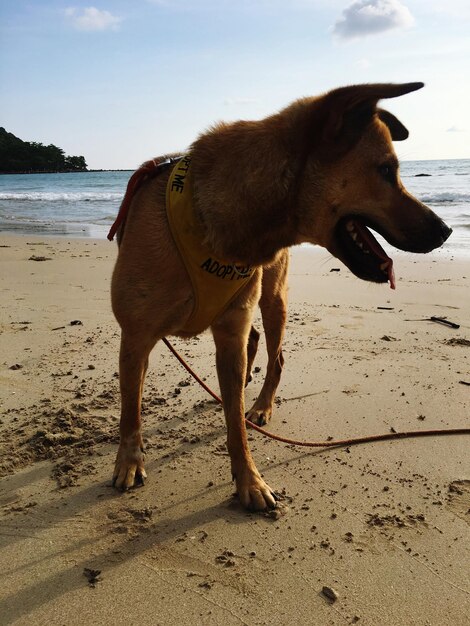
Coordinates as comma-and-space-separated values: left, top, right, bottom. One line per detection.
107, 157, 178, 242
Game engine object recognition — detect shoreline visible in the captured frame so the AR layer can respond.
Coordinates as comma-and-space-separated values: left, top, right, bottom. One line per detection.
0, 227, 468, 257
1, 234, 468, 625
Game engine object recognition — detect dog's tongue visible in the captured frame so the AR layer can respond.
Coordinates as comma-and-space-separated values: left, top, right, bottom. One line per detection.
384, 259, 396, 290
353, 220, 396, 290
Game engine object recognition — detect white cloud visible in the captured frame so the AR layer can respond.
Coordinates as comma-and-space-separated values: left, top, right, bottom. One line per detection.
446, 126, 466, 133
65, 7, 122, 32
333, 0, 414, 40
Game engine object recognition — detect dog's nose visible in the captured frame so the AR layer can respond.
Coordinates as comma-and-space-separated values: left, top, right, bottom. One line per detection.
440, 221, 452, 243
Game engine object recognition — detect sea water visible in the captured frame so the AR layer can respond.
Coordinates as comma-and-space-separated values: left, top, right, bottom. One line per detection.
400, 159, 469, 253
0, 160, 468, 254
0, 170, 127, 239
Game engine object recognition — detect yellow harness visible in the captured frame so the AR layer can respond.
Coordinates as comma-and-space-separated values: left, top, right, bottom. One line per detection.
166, 155, 255, 334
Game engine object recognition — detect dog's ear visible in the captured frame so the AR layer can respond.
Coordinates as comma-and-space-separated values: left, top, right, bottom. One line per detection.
318, 82, 423, 154
377, 109, 409, 141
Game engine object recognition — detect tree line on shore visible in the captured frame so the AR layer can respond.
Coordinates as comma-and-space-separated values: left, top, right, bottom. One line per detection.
0, 127, 88, 173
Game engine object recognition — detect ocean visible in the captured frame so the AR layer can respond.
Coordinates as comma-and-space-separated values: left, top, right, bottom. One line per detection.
0, 159, 468, 254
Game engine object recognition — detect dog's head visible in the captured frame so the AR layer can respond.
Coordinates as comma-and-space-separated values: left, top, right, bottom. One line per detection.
295, 83, 452, 289
191, 83, 452, 274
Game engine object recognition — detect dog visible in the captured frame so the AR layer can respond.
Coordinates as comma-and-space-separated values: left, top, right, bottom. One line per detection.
110, 82, 451, 511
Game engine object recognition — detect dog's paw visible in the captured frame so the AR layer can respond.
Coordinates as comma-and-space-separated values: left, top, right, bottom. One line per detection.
235, 471, 278, 511
245, 407, 272, 426
112, 437, 147, 491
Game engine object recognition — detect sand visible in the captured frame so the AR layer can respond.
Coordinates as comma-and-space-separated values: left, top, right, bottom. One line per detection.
0, 234, 469, 625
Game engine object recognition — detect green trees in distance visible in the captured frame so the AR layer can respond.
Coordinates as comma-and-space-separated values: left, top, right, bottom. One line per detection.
0, 128, 88, 173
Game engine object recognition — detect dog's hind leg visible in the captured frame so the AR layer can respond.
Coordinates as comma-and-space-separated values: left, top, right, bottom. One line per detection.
112, 331, 157, 490
212, 286, 277, 511
246, 250, 289, 426
245, 326, 260, 386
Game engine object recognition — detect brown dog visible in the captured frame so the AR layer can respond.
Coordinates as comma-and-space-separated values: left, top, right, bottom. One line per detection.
110, 83, 451, 511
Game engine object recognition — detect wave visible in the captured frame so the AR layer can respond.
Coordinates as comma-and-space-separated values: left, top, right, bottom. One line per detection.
3, 191, 467, 204
0, 192, 122, 202
419, 191, 470, 204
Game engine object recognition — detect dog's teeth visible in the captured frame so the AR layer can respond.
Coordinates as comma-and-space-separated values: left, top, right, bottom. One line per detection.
346, 222, 355, 232
363, 249, 370, 254
351, 232, 358, 241
357, 241, 363, 249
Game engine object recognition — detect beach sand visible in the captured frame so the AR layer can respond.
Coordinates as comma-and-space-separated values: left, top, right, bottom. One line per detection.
0, 235, 469, 625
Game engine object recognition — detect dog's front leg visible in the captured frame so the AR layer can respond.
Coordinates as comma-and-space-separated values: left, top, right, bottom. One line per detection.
247, 251, 288, 426
113, 332, 155, 490
212, 314, 277, 511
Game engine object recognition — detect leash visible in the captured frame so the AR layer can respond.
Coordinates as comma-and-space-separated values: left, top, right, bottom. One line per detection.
110, 164, 469, 447
162, 337, 470, 448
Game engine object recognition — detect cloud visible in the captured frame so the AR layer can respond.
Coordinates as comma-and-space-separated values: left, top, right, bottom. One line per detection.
446, 126, 466, 133
333, 0, 414, 40
65, 7, 122, 32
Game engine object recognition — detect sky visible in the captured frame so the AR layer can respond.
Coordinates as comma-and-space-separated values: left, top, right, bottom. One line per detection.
1, 0, 469, 169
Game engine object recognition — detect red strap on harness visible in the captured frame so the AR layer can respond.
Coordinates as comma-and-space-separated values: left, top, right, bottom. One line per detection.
107, 159, 166, 241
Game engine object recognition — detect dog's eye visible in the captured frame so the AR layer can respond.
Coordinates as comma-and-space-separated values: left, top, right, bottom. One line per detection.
378, 163, 396, 184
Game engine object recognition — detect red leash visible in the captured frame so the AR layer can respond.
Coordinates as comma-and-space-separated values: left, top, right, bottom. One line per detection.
162, 337, 470, 448
109, 166, 469, 447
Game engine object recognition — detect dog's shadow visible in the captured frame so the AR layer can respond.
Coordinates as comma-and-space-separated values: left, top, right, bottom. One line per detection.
1, 443, 319, 623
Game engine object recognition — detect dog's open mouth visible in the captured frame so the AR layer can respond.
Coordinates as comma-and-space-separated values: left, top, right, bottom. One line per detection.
334, 217, 396, 289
